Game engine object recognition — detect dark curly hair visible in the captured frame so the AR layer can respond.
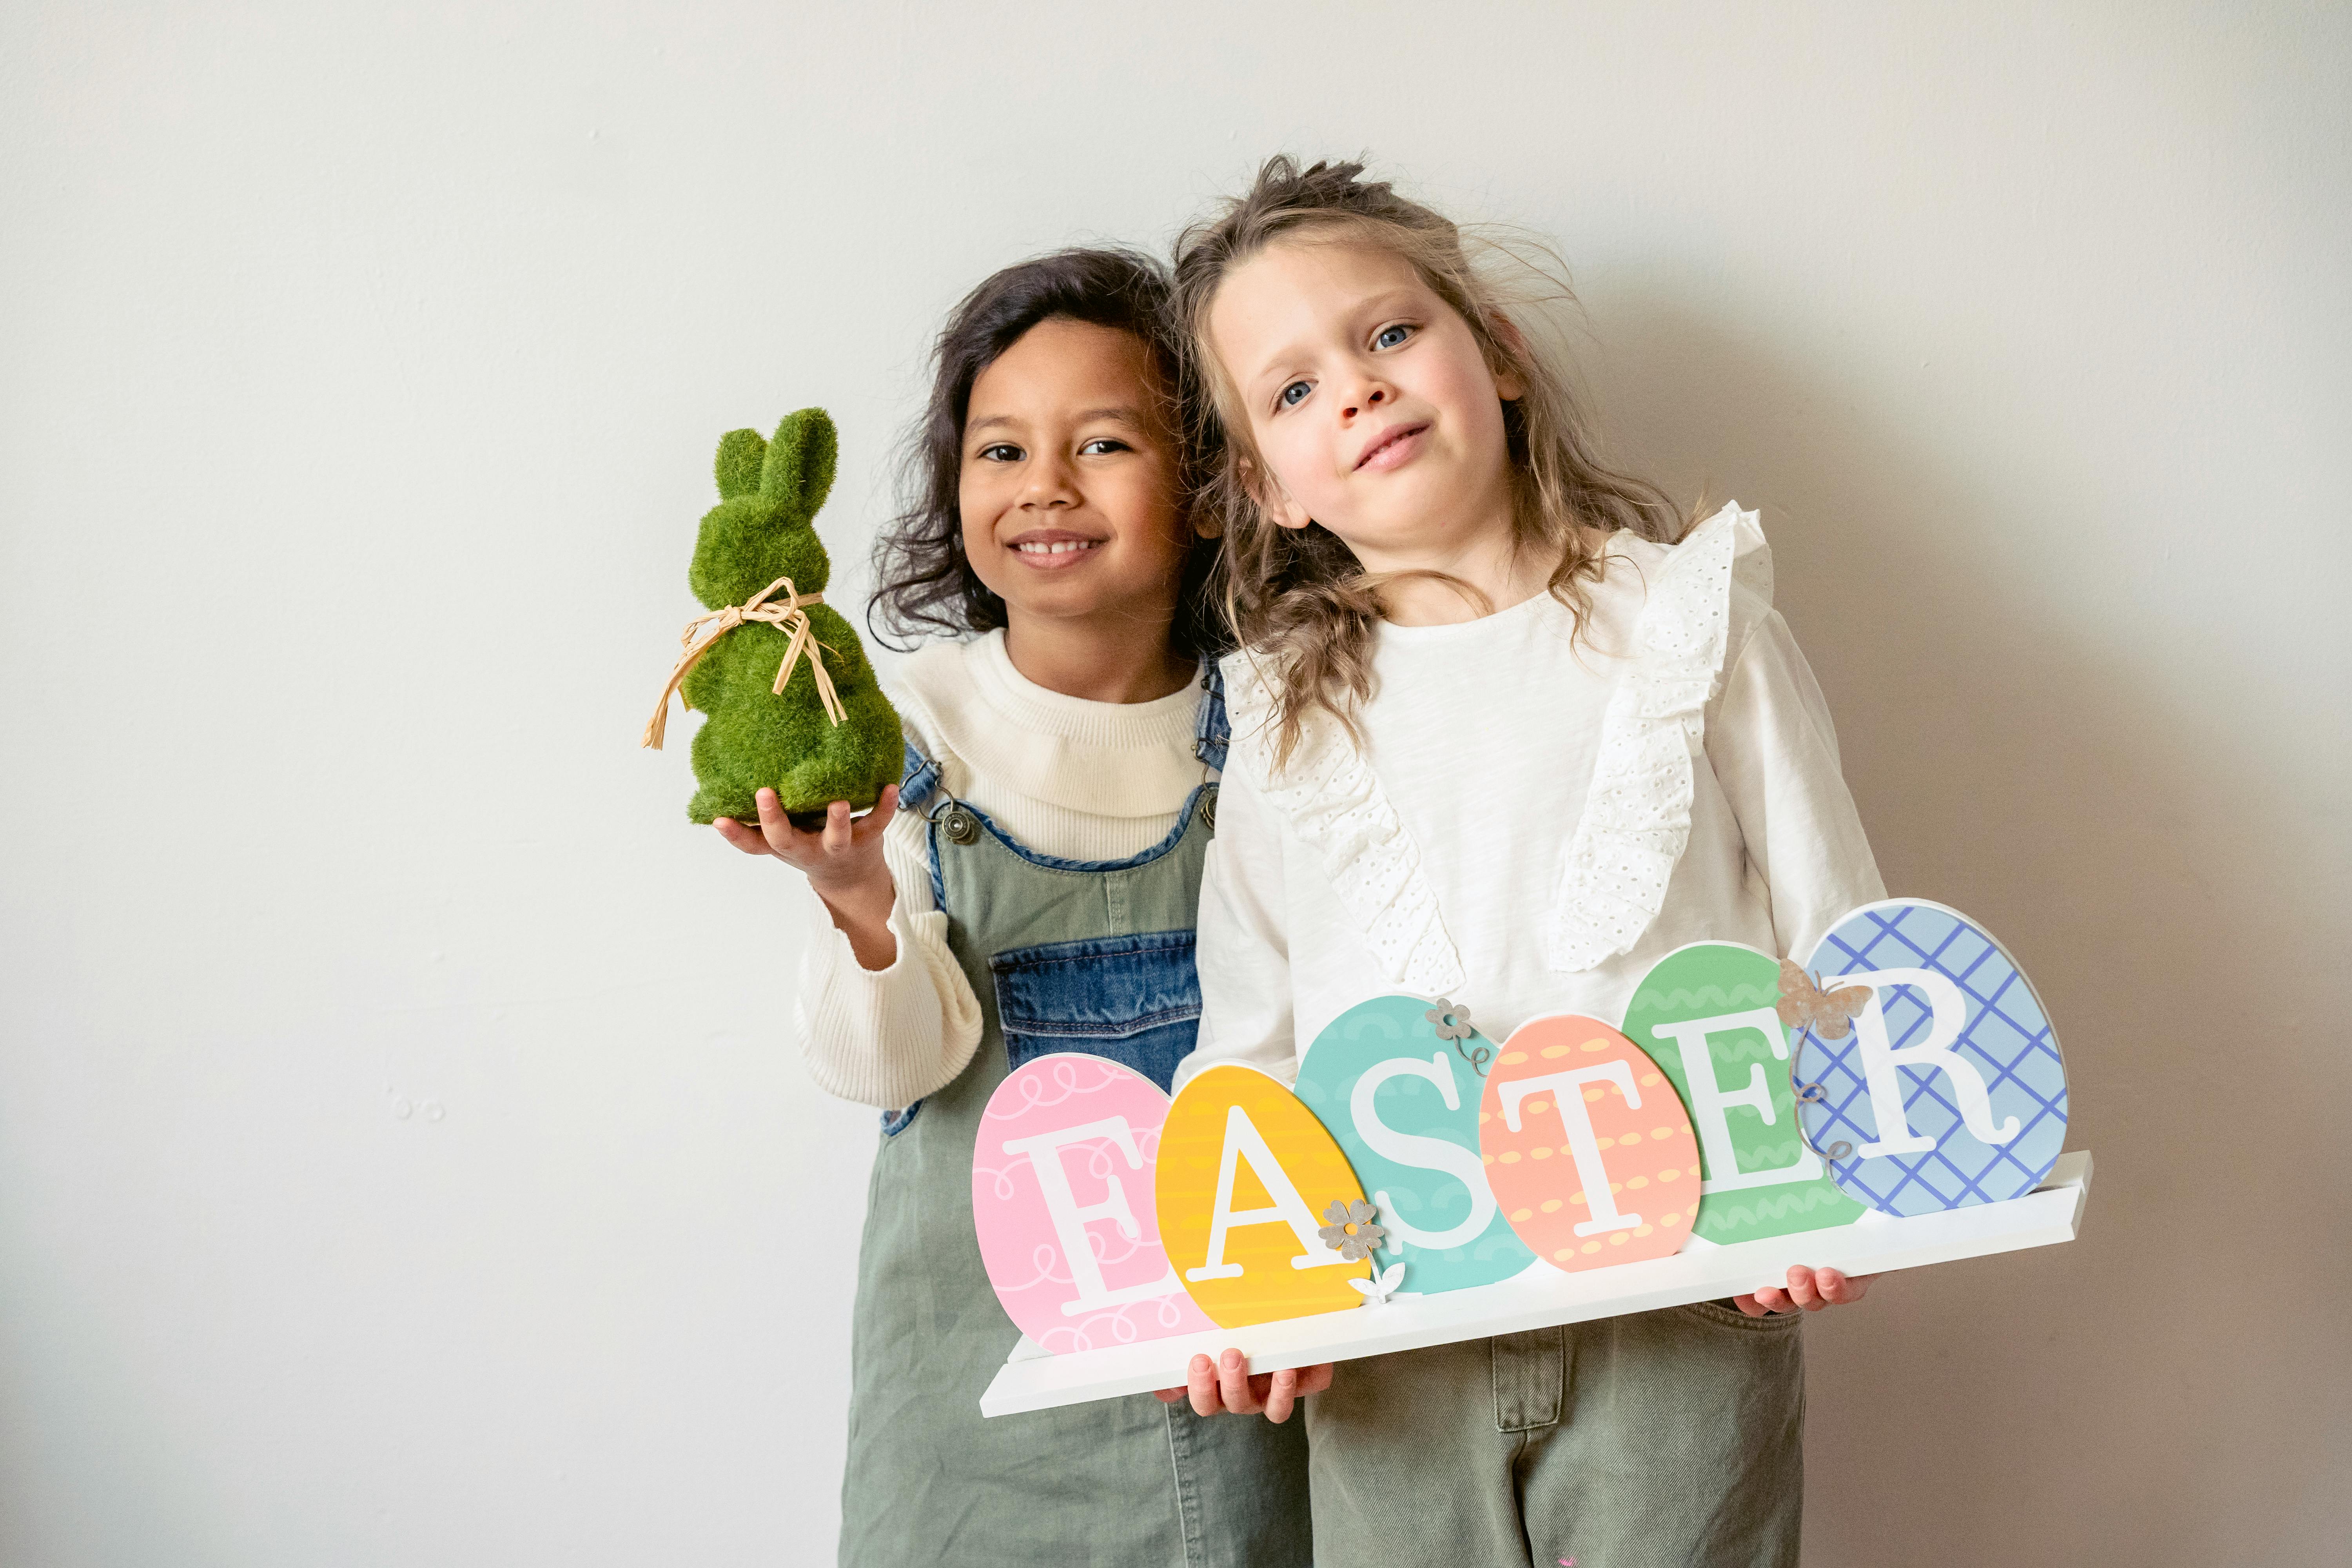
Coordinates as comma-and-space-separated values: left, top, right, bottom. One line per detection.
867, 247, 1223, 659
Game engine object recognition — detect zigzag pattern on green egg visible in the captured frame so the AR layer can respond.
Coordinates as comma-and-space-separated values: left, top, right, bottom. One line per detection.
1694, 1183, 1858, 1233
1628, 981, 1780, 1013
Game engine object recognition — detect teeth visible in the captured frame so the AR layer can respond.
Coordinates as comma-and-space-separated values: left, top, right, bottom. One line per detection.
1015, 540, 1098, 555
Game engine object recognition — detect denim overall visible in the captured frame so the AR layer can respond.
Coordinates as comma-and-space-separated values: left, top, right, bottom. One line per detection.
837, 671, 1312, 1568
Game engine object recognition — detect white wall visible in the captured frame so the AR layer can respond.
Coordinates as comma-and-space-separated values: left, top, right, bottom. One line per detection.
3, 4, 2345, 1563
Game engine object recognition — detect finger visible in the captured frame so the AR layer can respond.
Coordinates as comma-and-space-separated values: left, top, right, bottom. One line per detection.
713, 818, 770, 855
1296, 1363, 1334, 1397
821, 799, 855, 853
1818, 1269, 1874, 1306
753, 789, 797, 855
1260, 1366, 1301, 1425
1733, 1292, 1769, 1317
1186, 1354, 1219, 1418
1751, 1287, 1793, 1315
1218, 1348, 1263, 1416
850, 785, 900, 847
1786, 1266, 1825, 1312
1152, 1387, 1183, 1404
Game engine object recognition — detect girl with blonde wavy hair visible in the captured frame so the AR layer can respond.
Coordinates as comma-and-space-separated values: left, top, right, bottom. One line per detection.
1161, 157, 1887, 1567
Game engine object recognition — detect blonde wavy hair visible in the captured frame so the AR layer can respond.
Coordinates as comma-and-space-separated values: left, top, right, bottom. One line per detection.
1172, 156, 1688, 767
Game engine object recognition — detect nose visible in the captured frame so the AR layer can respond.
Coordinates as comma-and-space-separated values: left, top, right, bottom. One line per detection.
1338, 379, 1391, 420
1020, 449, 1079, 509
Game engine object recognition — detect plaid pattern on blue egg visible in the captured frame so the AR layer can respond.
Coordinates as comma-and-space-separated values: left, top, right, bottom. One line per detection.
1792, 901, 2068, 1217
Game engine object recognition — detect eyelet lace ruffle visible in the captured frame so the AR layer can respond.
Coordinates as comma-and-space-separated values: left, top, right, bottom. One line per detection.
1223, 661, 1465, 996
1543, 502, 1761, 971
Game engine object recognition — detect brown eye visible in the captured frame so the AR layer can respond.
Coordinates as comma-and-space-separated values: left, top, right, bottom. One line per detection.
977, 443, 1023, 462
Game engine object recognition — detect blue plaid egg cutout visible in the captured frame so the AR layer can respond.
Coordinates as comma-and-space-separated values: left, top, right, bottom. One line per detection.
1792, 900, 2067, 1217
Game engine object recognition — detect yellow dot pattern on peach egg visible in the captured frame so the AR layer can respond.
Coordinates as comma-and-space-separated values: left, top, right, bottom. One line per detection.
1478, 1014, 1701, 1274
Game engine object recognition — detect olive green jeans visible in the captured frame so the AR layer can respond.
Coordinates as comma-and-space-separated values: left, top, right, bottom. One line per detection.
1303, 1303, 1806, 1567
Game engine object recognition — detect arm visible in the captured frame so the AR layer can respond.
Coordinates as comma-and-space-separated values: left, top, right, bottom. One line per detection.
718, 788, 983, 1110
1708, 611, 1886, 1316
1706, 610, 1887, 963
1158, 739, 1331, 1420
1175, 751, 1301, 1094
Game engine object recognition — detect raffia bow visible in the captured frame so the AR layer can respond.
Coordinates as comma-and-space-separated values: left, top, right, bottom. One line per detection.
641, 575, 844, 749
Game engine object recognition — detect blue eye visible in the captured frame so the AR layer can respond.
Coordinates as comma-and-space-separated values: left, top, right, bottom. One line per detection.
1374, 323, 1412, 349
1278, 381, 1311, 408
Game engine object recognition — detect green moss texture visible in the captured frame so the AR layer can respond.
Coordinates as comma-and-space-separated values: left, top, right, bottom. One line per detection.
676, 408, 903, 823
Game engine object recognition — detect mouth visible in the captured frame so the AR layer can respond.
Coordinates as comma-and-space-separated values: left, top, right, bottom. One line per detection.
1005, 528, 1107, 568
1353, 421, 1430, 472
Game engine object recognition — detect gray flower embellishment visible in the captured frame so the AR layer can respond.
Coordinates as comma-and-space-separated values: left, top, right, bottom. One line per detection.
1426, 998, 1491, 1076
1319, 1199, 1388, 1263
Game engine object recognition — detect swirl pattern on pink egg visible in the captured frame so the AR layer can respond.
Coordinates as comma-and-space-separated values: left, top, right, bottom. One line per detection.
973, 1053, 1214, 1353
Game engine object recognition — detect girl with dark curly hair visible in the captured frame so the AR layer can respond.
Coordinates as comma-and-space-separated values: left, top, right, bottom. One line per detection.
715, 247, 1307, 1567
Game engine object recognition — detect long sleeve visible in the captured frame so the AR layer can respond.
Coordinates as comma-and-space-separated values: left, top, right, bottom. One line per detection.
790, 806, 984, 1109
1179, 740, 1300, 1093
1706, 609, 1887, 963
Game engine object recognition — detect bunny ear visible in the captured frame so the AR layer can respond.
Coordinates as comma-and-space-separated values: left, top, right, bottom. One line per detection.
714, 428, 767, 499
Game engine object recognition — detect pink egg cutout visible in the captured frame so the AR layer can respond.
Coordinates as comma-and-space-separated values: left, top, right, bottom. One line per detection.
973, 1053, 1215, 1353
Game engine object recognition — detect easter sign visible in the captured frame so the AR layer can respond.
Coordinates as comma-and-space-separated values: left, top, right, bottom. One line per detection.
971, 900, 2087, 1415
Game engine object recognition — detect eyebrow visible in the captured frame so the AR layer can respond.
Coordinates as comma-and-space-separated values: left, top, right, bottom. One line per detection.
966, 405, 1148, 436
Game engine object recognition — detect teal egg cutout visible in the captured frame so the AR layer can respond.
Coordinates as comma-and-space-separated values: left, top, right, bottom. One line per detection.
1295, 995, 1535, 1295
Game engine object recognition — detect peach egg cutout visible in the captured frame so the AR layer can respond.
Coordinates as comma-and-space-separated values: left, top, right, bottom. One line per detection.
1477, 1014, 1701, 1273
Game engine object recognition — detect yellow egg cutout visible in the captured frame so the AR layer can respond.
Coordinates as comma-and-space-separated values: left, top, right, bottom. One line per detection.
1154, 1063, 1372, 1327
1479, 1015, 1700, 1272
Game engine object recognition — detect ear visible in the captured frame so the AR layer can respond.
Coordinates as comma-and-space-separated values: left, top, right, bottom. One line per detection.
761, 407, 840, 518
1484, 312, 1528, 403
714, 428, 767, 499
1238, 455, 1315, 532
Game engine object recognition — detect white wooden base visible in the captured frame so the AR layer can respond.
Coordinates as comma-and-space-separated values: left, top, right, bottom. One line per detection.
979, 1150, 2092, 1417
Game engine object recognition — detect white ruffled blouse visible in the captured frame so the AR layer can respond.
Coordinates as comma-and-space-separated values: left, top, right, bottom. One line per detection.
1181, 504, 1886, 1089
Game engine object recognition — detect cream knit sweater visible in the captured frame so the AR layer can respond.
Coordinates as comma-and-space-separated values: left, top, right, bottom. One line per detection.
789, 631, 1217, 1109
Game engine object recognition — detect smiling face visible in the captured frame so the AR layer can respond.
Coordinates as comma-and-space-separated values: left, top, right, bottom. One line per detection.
958, 317, 1194, 641
1207, 236, 1523, 572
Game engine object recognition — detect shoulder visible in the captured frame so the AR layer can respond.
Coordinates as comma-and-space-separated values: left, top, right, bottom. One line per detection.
1599, 501, 1775, 680
889, 635, 984, 762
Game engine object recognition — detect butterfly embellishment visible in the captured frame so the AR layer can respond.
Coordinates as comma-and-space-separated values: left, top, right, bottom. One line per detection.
1349, 1261, 1406, 1307
1775, 960, 1871, 1039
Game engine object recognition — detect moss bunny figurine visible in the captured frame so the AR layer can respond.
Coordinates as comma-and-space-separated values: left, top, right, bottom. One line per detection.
644, 408, 902, 826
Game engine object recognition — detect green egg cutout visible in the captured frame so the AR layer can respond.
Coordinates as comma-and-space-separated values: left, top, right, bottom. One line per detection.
1621, 943, 1867, 1243
1295, 995, 1535, 1294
